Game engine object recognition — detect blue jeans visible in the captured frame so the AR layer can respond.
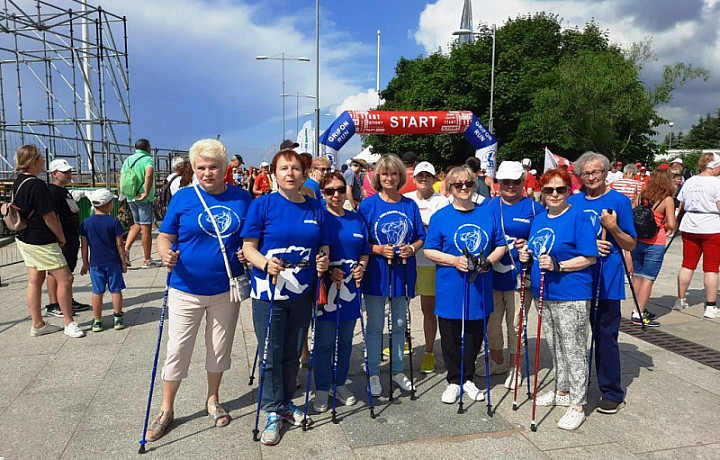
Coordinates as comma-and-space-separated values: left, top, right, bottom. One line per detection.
128, 200, 153, 225
313, 319, 356, 391
592, 299, 624, 402
252, 291, 313, 412
365, 295, 406, 376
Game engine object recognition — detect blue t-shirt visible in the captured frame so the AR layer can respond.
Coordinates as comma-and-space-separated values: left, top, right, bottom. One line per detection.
304, 177, 322, 201
159, 185, 252, 296
318, 210, 370, 322
487, 197, 545, 291
568, 190, 636, 300
358, 193, 425, 298
79, 214, 124, 267
424, 204, 505, 320
526, 206, 599, 301
241, 192, 329, 301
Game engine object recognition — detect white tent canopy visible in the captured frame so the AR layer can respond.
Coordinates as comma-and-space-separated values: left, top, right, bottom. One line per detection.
353, 145, 382, 165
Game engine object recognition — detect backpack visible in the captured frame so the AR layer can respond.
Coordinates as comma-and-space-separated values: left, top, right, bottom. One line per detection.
633, 198, 659, 239
153, 174, 181, 221
119, 154, 144, 198
1, 177, 36, 232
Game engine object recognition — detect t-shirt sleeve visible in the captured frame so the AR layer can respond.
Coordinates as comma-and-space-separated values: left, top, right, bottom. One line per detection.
616, 195, 637, 238
361, 221, 371, 255
575, 211, 599, 257
424, 213, 442, 251
240, 197, 265, 239
492, 214, 505, 249
113, 218, 125, 237
79, 220, 87, 237
342, 169, 354, 187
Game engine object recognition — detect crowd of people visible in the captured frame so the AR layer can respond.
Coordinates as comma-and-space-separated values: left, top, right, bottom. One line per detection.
7, 139, 720, 445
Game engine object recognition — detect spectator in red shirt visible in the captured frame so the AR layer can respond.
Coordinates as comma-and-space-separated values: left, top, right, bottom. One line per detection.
522, 158, 539, 198
398, 151, 418, 194
224, 154, 243, 185
252, 161, 271, 197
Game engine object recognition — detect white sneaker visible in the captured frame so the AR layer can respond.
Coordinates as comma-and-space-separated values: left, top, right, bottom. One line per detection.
441, 384, 460, 404
391, 373, 415, 392
462, 380, 485, 401
536, 391, 570, 407
369, 375, 382, 396
63, 321, 85, 338
703, 306, 720, 319
30, 323, 62, 337
476, 358, 508, 377
504, 369, 523, 389
331, 385, 356, 406
672, 298, 689, 310
313, 390, 329, 413
557, 408, 585, 430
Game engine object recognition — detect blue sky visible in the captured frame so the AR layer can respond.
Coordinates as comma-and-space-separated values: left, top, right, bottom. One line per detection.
6, 0, 719, 167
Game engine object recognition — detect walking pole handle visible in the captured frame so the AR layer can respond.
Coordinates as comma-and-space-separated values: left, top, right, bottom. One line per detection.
351, 261, 362, 288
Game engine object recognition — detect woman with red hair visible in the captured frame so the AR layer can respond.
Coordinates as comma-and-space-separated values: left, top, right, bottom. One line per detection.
518, 168, 598, 430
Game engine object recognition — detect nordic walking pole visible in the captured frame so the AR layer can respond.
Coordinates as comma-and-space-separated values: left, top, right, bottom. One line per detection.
248, 347, 258, 386
331, 276, 342, 424
512, 260, 529, 410
352, 262, 376, 418
401, 256, 416, 400
138, 245, 175, 454
479, 252, 493, 417
253, 274, 278, 441
458, 271, 469, 414
530, 257, 546, 432
303, 252, 326, 431
387, 252, 395, 402
589, 225, 607, 386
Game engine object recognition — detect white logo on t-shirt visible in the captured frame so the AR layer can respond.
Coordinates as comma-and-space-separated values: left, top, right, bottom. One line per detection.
197, 205, 241, 239
529, 227, 555, 255
453, 223, 488, 254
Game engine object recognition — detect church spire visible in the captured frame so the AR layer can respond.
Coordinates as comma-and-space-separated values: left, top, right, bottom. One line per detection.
459, 0, 474, 44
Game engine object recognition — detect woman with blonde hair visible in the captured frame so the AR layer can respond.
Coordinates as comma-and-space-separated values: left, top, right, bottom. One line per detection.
146, 138, 253, 442
10, 144, 84, 338
630, 168, 677, 326
358, 154, 424, 397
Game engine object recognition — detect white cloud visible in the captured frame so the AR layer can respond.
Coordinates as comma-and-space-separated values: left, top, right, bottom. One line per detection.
334, 89, 384, 116
415, 0, 720, 137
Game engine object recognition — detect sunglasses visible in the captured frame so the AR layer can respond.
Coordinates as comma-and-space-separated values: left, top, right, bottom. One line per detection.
323, 187, 346, 196
499, 179, 522, 186
449, 180, 476, 190
541, 186, 569, 195
316, 167, 331, 173
279, 259, 310, 269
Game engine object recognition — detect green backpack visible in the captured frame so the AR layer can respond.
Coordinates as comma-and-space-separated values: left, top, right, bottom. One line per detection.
119, 153, 144, 198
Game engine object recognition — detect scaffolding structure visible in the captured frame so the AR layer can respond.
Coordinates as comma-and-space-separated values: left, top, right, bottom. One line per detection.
0, 0, 134, 184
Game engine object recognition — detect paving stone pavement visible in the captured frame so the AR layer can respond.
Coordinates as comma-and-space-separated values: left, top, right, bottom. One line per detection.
0, 236, 718, 459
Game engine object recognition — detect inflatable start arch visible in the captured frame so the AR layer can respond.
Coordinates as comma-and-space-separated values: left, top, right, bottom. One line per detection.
318, 110, 498, 176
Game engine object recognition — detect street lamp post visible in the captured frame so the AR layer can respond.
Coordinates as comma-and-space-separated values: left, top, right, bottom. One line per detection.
281, 93, 316, 134
452, 25, 496, 133
668, 121, 675, 151
256, 53, 311, 140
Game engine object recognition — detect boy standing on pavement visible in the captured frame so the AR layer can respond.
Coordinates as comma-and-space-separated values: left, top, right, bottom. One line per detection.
80, 189, 128, 332
44, 159, 90, 317
119, 138, 160, 268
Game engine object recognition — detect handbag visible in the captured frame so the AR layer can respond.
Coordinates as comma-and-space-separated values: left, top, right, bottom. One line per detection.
193, 185, 250, 302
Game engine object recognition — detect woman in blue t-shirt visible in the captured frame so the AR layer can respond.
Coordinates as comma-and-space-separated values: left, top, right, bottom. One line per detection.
424, 166, 506, 405
518, 167, 598, 431
241, 149, 329, 446
358, 154, 424, 397
311, 171, 369, 413
148, 139, 253, 442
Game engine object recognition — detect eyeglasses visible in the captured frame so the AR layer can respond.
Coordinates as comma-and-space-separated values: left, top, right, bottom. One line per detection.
579, 169, 605, 179
499, 179, 522, 186
323, 187, 346, 196
541, 186, 569, 195
449, 180, 476, 190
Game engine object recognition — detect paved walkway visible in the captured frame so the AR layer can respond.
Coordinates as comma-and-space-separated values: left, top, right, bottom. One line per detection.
0, 237, 718, 459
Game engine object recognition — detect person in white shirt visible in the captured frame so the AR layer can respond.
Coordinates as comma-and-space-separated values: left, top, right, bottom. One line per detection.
606, 161, 624, 184
403, 161, 450, 373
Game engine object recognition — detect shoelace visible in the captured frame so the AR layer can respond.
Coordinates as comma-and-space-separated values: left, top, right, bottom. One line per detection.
266, 415, 280, 429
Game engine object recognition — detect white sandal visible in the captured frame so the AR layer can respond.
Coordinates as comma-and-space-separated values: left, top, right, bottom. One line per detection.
557, 408, 585, 430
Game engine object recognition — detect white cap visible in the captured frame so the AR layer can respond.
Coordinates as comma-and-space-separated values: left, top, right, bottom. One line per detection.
671, 158, 683, 165
707, 153, 720, 170
260, 161, 269, 168
530, 169, 537, 175
88, 188, 116, 206
413, 161, 436, 177
49, 159, 73, 172
521, 158, 532, 167
496, 161, 525, 180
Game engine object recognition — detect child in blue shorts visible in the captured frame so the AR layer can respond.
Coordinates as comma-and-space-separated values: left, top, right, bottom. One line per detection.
80, 189, 128, 332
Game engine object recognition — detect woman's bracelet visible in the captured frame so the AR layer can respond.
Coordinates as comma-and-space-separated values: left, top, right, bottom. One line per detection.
410, 245, 416, 254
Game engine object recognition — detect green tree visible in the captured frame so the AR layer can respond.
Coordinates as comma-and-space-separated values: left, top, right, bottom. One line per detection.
682, 109, 720, 149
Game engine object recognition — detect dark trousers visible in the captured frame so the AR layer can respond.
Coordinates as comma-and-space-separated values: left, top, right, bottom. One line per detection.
252, 291, 313, 412
438, 316, 484, 385
592, 299, 624, 402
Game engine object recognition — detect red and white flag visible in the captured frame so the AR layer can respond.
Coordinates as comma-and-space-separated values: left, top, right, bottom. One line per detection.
543, 147, 571, 172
